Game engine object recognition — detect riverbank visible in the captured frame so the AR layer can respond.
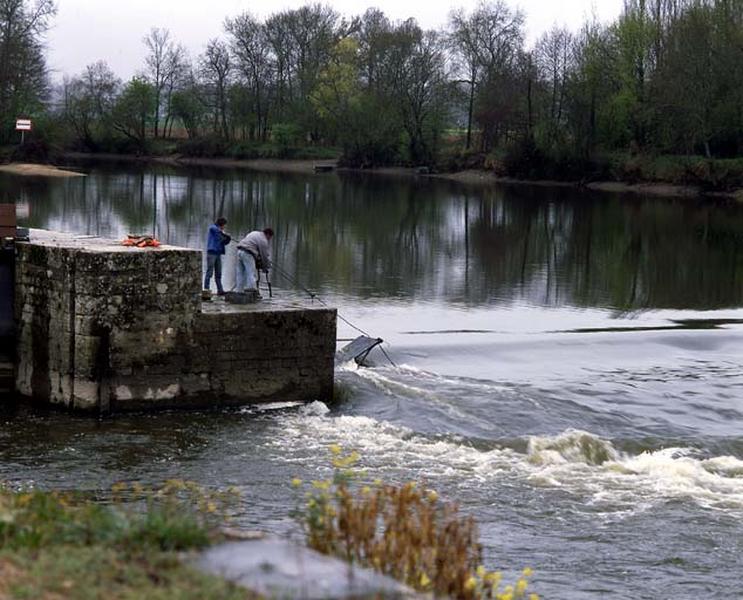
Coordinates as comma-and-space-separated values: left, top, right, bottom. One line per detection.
469, 175, 743, 201
56, 153, 743, 201
0, 162, 86, 177
0, 464, 511, 599
0, 485, 253, 599
62, 152, 338, 175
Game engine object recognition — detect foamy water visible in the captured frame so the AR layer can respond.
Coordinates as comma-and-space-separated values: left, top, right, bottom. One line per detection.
272, 401, 743, 515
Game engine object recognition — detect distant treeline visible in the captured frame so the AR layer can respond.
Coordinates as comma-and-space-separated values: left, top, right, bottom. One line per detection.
6, 0, 743, 180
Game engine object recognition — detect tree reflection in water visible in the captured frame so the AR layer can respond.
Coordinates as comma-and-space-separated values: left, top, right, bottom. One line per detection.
5, 164, 742, 311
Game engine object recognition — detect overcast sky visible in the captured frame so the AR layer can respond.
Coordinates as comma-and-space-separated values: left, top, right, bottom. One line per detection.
46, 0, 623, 81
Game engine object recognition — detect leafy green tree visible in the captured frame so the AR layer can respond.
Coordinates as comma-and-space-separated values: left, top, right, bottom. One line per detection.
225, 12, 272, 141
170, 84, 206, 139
312, 37, 400, 166
565, 20, 617, 158
63, 61, 120, 149
112, 78, 156, 150
0, 0, 56, 142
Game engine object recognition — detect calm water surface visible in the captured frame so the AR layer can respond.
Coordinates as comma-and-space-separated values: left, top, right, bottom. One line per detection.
1, 164, 743, 599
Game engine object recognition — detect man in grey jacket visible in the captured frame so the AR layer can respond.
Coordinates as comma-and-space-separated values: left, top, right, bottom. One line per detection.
235, 227, 274, 295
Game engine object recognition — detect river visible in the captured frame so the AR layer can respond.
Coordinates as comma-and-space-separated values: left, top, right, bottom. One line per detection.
1, 163, 742, 598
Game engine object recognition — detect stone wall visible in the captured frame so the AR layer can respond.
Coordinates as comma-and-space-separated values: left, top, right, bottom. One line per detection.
14, 232, 336, 413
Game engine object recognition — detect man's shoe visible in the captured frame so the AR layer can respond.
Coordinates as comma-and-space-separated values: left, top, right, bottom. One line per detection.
217, 291, 226, 296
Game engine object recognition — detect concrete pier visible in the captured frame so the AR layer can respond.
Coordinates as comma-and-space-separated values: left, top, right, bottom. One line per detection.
13, 230, 336, 413
1, 204, 17, 396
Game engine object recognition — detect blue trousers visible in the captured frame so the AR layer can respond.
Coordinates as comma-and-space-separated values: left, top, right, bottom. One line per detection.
204, 253, 223, 293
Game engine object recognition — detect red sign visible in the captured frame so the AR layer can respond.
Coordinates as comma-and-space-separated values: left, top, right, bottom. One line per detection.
15, 119, 31, 131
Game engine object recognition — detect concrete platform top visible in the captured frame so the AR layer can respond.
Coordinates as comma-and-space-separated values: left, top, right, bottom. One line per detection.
22, 229, 196, 254
201, 296, 333, 314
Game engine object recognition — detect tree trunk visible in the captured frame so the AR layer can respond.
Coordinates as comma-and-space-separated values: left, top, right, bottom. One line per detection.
466, 78, 475, 150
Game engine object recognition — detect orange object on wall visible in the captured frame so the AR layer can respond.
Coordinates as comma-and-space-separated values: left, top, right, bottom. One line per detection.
121, 235, 161, 248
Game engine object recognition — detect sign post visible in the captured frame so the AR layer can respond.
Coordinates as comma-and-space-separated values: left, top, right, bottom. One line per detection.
15, 118, 31, 144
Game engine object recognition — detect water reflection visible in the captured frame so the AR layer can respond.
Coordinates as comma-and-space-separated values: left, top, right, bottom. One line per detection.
3, 165, 742, 310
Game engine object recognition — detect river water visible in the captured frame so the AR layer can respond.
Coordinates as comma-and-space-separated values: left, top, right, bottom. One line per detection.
1, 164, 743, 598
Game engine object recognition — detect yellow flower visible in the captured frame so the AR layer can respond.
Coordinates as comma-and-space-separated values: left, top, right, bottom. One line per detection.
329, 444, 342, 455
476, 565, 487, 578
373, 478, 383, 486
16, 493, 34, 507
427, 490, 439, 502
529, 595, 540, 600
362, 486, 371, 495
464, 577, 477, 592
312, 480, 331, 490
206, 501, 217, 513
522, 567, 534, 577
485, 571, 502, 585
516, 579, 528, 595
419, 572, 431, 587
291, 478, 302, 488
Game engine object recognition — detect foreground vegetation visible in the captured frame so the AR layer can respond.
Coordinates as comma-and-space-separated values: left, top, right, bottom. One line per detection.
0, 447, 539, 599
0, 483, 251, 599
3, 0, 743, 187
294, 446, 538, 600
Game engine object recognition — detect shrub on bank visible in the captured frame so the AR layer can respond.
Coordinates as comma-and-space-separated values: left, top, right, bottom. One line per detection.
607, 153, 743, 189
10, 138, 55, 164
175, 136, 229, 158
293, 446, 538, 600
435, 147, 487, 173
176, 136, 341, 162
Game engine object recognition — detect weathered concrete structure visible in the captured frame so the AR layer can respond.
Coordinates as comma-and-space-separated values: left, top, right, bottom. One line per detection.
14, 231, 336, 413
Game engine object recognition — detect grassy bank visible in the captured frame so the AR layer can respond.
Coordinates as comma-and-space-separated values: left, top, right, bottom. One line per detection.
0, 484, 253, 599
9, 135, 742, 201
493, 141, 743, 192
0, 449, 542, 599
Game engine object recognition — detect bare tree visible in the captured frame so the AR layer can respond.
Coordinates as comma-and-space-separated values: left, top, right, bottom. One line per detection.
143, 27, 187, 138
64, 61, 120, 148
225, 12, 272, 141
535, 26, 573, 126
199, 39, 231, 139
448, 1, 525, 149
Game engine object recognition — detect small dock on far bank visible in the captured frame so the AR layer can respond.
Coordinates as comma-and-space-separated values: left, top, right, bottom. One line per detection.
6, 230, 337, 413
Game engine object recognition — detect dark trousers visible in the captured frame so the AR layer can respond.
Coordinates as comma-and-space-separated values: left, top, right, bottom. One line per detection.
204, 253, 223, 293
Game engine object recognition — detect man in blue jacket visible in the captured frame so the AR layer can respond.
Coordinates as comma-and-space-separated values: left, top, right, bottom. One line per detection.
204, 217, 231, 295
